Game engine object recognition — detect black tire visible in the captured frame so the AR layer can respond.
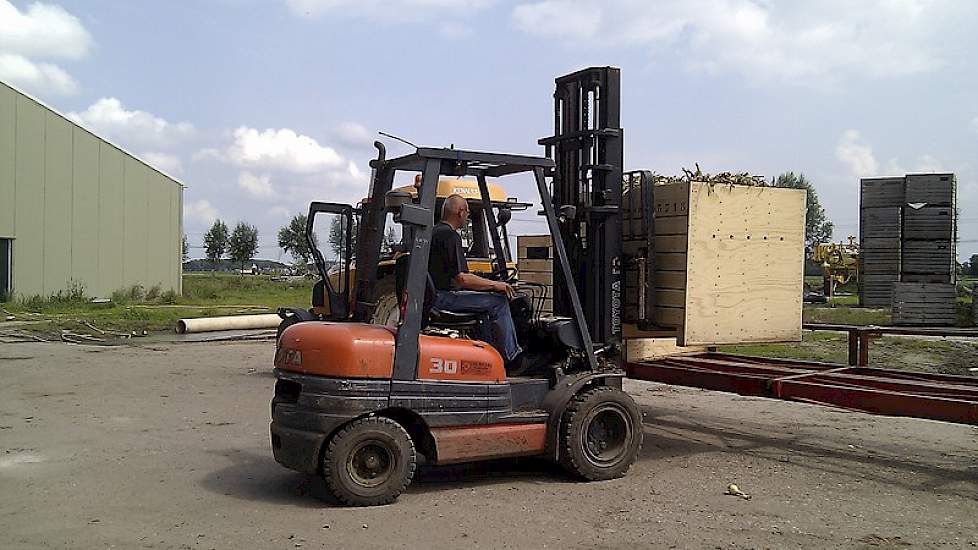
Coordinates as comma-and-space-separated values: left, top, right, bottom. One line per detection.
559, 386, 643, 481
370, 281, 399, 327
322, 417, 416, 506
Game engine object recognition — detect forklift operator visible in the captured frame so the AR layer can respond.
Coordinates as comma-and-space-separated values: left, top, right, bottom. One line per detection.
428, 194, 523, 364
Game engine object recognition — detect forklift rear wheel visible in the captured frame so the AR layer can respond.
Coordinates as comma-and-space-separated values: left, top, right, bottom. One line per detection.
371, 291, 399, 327
370, 281, 399, 327
559, 387, 643, 481
322, 417, 417, 506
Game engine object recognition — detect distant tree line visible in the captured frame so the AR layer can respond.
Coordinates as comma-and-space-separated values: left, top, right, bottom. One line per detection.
201, 219, 259, 273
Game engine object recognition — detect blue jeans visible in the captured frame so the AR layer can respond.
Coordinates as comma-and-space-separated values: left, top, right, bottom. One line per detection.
432, 290, 522, 362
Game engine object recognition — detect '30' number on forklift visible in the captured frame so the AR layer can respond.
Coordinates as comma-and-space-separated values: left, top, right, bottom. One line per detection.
430, 358, 458, 375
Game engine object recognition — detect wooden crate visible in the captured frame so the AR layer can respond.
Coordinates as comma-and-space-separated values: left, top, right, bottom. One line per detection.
891, 282, 956, 326
860, 207, 902, 239
674, 182, 805, 345
904, 173, 955, 206
529, 181, 805, 346
516, 235, 553, 314
860, 177, 905, 208
860, 274, 900, 307
902, 205, 953, 240
901, 240, 954, 275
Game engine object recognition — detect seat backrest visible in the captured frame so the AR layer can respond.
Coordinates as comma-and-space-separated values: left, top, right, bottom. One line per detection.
394, 252, 435, 326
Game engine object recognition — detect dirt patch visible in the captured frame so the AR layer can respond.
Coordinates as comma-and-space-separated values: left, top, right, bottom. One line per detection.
0, 341, 976, 549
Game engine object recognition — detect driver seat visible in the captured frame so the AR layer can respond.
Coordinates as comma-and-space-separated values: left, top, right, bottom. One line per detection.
394, 253, 483, 330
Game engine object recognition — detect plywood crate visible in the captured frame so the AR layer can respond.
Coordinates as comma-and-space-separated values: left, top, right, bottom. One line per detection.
517, 182, 805, 346
667, 182, 805, 345
891, 282, 956, 326
622, 181, 806, 345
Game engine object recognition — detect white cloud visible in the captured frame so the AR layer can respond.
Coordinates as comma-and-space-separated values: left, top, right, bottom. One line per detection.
835, 129, 878, 177
269, 206, 291, 220
512, 1, 601, 39
510, 0, 970, 84
67, 98, 195, 149
286, 0, 492, 23
334, 121, 373, 148
140, 152, 184, 176
213, 126, 345, 174
184, 199, 220, 226
0, 53, 77, 95
238, 171, 275, 199
913, 154, 944, 173
0, 0, 92, 59
971, 116, 978, 134
0, 1, 91, 96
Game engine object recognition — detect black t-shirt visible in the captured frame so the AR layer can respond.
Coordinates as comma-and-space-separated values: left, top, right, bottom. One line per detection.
428, 222, 468, 291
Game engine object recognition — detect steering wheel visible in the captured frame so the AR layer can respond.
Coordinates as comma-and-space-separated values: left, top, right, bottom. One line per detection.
489, 266, 519, 284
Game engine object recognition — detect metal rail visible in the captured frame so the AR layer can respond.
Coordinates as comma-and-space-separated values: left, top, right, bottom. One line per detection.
626, 352, 978, 425
803, 323, 978, 366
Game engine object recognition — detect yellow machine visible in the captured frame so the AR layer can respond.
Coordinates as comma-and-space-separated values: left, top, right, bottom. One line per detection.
811, 237, 859, 297
327, 177, 529, 326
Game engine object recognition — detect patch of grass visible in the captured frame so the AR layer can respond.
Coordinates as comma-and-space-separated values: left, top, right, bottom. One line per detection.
803, 304, 890, 325
722, 332, 978, 375
2, 273, 315, 336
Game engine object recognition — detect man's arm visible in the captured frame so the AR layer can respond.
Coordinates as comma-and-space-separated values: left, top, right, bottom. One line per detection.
454, 272, 516, 299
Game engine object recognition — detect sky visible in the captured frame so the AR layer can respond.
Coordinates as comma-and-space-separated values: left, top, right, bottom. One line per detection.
3, 0, 978, 262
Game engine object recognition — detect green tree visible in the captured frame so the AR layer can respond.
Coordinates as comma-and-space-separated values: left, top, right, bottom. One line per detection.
228, 222, 259, 273
182, 234, 189, 263
967, 254, 978, 277
203, 219, 229, 271
773, 172, 833, 248
328, 215, 357, 260
278, 214, 315, 268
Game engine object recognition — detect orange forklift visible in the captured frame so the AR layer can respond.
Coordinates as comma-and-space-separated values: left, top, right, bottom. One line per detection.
270, 67, 640, 506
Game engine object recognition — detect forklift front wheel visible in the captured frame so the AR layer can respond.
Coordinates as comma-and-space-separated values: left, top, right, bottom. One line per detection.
559, 387, 643, 481
322, 416, 417, 506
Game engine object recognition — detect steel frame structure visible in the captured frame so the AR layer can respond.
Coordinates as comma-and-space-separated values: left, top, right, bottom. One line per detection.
626, 353, 978, 425
354, 146, 600, 379
539, 67, 624, 355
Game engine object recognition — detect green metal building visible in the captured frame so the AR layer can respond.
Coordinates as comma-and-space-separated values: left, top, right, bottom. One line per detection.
0, 81, 183, 301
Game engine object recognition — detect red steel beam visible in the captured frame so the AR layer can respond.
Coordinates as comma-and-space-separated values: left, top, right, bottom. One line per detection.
626, 353, 978, 426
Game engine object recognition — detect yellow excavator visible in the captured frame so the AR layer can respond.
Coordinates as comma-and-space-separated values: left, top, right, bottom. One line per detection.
811, 236, 859, 297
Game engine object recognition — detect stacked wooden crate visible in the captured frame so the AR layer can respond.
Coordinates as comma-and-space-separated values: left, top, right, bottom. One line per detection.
859, 177, 904, 307
894, 173, 957, 325
516, 235, 552, 315
859, 173, 958, 324
901, 174, 956, 283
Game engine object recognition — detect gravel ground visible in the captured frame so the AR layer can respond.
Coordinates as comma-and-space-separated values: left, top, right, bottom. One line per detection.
1, 341, 976, 550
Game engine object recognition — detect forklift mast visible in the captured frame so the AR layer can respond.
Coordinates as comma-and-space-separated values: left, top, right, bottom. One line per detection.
539, 66, 624, 358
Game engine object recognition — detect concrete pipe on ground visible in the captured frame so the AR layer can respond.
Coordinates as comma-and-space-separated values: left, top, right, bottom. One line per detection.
176, 314, 282, 334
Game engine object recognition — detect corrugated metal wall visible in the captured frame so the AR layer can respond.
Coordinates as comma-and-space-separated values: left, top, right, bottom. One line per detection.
0, 82, 183, 299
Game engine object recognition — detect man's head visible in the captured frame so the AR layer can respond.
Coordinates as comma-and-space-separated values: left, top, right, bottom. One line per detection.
441, 194, 470, 230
